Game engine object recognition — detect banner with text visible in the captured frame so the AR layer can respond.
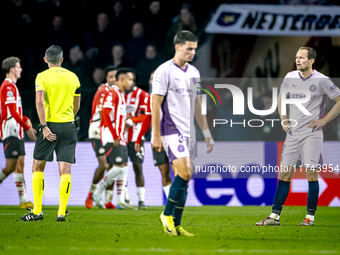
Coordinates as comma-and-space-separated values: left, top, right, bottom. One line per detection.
205, 4, 340, 36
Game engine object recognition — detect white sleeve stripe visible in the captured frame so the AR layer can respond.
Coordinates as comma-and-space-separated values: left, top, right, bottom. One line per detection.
5, 101, 16, 105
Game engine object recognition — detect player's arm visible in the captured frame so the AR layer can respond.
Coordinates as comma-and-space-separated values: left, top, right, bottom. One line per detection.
36, 90, 56, 141
152, 94, 164, 152
194, 96, 214, 153
308, 95, 340, 131
278, 92, 291, 134
7, 104, 36, 141
102, 92, 120, 146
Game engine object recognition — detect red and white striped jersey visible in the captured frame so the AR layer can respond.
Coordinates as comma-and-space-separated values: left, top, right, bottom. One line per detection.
125, 87, 148, 142
88, 83, 110, 139
90, 83, 111, 123
0, 78, 25, 140
100, 85, 127, 146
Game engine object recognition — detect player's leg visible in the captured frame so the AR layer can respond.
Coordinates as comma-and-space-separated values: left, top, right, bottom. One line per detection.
22, 123, 56, 221
172, 138, 196, 237
256, 136, 299, 226
0, 137, 22, 183
85, 154, 107, 208
0, 158, 17, 183
153, 148, 171, 197
299, 132, 322, 226
93, 144, 128, 209
21, 159, 46, 221
158, 163, 171, 198
127, 142, 147, 209
14, 156, 33, 209
57, 161, 71, 220
159, 134, 192, 236
132, 162, 148, 209
104, 180, 116, 209
55, 122, 77, 221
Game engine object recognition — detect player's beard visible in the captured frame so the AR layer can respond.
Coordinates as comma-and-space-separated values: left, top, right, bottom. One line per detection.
297, 64, 310, 73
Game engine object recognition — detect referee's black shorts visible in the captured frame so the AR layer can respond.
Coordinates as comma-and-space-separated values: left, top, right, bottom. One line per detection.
33, 122, 77, 164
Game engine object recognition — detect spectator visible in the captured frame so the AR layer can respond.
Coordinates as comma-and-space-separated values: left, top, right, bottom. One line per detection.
106, 43, 129, 68
124, 22, 149, 67
109, 0, 135, 42
82, 12, 120, 65
165, 7, 198, 57
43, 15, 75, 62
144, 1, 169, 45
63, 45, 93, 84
135, 44, 166, 91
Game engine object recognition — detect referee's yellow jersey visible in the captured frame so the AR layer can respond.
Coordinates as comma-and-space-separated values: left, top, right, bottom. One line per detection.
35, 67, 81, 123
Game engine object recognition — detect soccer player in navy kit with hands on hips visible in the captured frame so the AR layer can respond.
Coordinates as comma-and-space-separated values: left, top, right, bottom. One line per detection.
256, 47, 340, 226
152, 31, 214, 236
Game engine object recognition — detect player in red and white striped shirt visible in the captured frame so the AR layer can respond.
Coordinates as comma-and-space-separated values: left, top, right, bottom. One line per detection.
124, 81, 149, 210
92, 68, 134, 209
85, 66, 117, 209
126, 71, 172, 199
0, 57, 36, 209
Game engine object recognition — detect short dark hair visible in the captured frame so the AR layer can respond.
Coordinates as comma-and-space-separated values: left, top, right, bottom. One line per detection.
2, 57, 20, 74
115, 67, 135, 81
173, 30, 198, 45
105, 65, 117, 77
298, 47, 317, 60
45, 45, 63, 64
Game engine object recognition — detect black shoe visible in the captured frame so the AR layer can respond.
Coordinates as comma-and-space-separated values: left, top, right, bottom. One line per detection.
21, 212, 43, 221
56, 215, 66, 222
65, 210, 69, 217
138, 201, 148, 210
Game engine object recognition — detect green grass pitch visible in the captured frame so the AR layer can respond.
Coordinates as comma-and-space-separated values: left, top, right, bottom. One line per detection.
0, 206, 339, 255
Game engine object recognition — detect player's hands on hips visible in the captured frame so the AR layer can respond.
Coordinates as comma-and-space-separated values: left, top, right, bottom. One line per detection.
134, 142, 141, 153
26, 127, 37, 142
43, 127, 57, 142
308, 118, 326, 132
205, 137, 214, 153
113, 138, 120, 147
152, 136, 163, 152
282, 122, 292, 134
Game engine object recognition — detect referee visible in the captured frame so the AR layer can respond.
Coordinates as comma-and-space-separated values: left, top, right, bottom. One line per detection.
21, 45, 81, 222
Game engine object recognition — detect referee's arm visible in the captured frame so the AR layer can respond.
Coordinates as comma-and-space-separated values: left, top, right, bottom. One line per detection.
73, 96, 80, 116
73, 86, 81, 116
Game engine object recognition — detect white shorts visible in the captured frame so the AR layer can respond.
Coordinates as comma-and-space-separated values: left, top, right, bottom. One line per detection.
161, 133, 196, 163
88, 122, 100, 139
281, 130, 323, 169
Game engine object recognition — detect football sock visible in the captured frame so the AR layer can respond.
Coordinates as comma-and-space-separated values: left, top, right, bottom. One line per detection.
32, 172, 44, 215
269, 213, 280, 220
164, 175, 188, 216
307, 180, 319, 216
173, 184, 188, 226
272, 179, 290, 215
116, 166, 128, 205
163, 184, 171, 198
105, 190, 113, 204
13, 173, 28, 203
89, 183, 97, 193
58, 174, 71, 217
306, 214, 315, 221
95, 166, 123, 196
0, 170, 6, 182
137, 187, 145, 202
124, 184, 130, 202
